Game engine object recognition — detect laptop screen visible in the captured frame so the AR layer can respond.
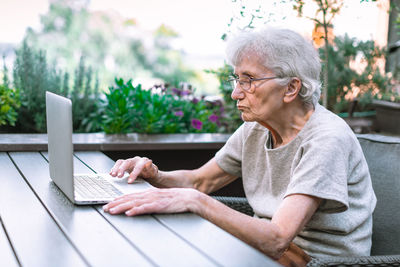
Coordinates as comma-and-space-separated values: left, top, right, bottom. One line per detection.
46, 91, 75, 202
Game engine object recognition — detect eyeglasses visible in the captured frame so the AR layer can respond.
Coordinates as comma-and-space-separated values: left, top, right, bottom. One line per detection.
228, 76, 279, 93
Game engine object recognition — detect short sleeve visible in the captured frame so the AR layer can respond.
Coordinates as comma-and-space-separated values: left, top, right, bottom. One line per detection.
285, 132, 353, 213
215, 124, 245, 177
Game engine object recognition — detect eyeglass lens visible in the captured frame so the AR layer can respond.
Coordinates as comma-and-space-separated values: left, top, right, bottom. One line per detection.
230, 78, 251, 91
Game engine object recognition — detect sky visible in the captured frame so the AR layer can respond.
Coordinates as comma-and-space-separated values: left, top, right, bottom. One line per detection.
0, 0, 389, 55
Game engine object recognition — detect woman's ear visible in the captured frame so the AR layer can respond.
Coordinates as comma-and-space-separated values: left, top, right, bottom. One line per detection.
283, 78, 302, 103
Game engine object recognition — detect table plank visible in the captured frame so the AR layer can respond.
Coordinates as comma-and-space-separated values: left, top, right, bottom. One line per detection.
0, 152, 87, 267
156, 213, 280, 267
73, 151, 219, 266
76, 151, 278, 267
10, 152, 153, 267
0, 217, 19, 267
73, 151, 121, 173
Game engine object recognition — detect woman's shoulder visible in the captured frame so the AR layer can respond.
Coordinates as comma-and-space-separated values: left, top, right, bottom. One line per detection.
241, 121, 270, 137
301, 105, 358, 145
230, 122, 269, 143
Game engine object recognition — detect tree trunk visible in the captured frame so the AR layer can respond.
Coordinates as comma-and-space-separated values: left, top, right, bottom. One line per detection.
323, 30, 329, 108
322, 4, 329, 109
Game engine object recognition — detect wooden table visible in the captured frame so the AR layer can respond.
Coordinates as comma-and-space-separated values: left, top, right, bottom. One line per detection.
0, 150, 278, 267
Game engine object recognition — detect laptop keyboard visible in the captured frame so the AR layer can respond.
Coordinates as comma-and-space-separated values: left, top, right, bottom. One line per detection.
74, 175, 123, 199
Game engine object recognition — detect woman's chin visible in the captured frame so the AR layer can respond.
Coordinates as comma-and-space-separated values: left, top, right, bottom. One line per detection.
240, 112, 253, 122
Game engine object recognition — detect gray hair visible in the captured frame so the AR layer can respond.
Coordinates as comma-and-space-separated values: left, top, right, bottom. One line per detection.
226, 27, 321, 107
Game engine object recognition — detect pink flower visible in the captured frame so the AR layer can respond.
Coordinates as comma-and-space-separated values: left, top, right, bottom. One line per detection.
174, 111, 184, 117
208, 114, 218, 123
191, 119, 203, 130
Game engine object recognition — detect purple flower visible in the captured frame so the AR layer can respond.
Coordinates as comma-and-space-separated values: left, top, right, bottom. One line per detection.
171, 87, 181, 96
213, 100, 223, 107
191, 119, 203, 130
181, 90, 191, 96
208, 114, 218, 123
174, 111, 184, 117
192, 97, 199, 104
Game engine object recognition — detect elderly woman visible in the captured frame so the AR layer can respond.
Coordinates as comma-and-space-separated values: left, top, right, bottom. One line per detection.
103, 27, 376, 265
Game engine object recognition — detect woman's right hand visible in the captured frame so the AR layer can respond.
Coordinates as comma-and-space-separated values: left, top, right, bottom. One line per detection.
109, 157, 159, 184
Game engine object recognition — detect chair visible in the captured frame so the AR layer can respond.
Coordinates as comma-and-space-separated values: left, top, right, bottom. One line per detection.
214, 134, 400, 266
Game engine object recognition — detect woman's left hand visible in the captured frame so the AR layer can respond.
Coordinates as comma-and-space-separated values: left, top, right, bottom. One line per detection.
103, 188, 200, 216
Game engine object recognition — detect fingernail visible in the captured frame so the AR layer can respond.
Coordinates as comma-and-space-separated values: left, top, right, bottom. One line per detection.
109, 208, 115, 213
125, 210, 132, 216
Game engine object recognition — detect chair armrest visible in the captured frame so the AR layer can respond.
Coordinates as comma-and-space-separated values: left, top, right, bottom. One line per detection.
308, 255, 400, 266
212, 196, 254, 216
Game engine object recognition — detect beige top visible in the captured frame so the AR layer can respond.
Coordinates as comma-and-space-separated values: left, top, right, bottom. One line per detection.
215, 104, 377, 257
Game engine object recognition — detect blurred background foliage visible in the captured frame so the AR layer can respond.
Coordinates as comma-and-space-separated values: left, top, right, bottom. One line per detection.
322, 35, 390, 113
1, 39, 232, 134
23, 0, 196, 89
0, 57, 20, 128
0, 84, 20, 127
0, 0, 398, 134
11, 40, 100, 133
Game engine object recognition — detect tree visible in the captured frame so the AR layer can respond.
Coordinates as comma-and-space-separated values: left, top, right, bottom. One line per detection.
321, 34, 389, 112
222, 0, 292, 41
292, 0, 344, 108
24, 0, 195, 89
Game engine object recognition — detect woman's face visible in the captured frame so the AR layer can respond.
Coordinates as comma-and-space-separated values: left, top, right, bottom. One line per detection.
232, 55, 286, 123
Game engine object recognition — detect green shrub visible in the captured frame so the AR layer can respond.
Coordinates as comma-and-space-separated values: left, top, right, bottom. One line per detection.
70, 56, 101, 132
376, 82, 400, 103
100, 78, 136, 134
12, 40, 100, 133
0, 84, 20, 127
320, 35, 390, 113
99, 78, 225, 134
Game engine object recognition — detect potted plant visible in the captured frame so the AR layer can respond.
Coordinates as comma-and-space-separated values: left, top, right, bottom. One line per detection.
95, 78, 233, 134
0, 84, 20, 132
372, 82, 400, 134
320, 35, 389, 133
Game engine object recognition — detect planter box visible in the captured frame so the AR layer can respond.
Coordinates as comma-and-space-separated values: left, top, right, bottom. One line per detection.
339, 111, 376, 134
373, 100, 400, 134
0, 133, 231, 151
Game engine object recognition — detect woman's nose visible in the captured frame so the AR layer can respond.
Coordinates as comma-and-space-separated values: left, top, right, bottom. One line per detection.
231, 84, 245, 100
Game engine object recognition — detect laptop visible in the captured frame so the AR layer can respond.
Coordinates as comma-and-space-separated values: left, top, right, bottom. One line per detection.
46, 91, 125, 205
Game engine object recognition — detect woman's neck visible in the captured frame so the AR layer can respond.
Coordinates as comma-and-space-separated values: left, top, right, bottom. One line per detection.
259, 102, 315, 148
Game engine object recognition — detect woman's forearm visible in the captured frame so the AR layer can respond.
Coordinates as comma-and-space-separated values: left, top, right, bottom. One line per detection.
189, 193, 321, 259
190, 192, 289, 259
147, 169, 198, 189
147, 158, 238, 194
